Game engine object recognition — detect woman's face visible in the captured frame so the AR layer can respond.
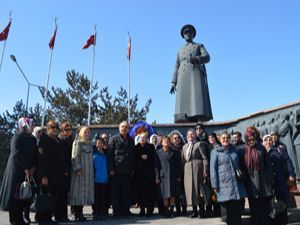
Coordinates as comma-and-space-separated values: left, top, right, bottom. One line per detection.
83, 129, 90, 141
48, 124, 57, 136
220, 134, 230, 148
150, 136, 157, 145
263, 137, 273, 150
63, 126, 73, 137
162, 138, 170, 149
140, 133, 147, 145
208, 135, 216, 145
248, 136, 256, 147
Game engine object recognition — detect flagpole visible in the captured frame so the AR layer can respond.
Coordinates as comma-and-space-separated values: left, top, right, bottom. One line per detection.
87, 25, 96, 126
128, 56, 131, 123
41, 18, 56, 126
127, 32, 131, 123
0, 12, 12, 72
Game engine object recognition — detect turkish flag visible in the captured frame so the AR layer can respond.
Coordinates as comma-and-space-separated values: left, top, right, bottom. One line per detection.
83, 35, 95, 49
127, 35, 131, 60
49, 27, 57, 49
0, 21, 12, 41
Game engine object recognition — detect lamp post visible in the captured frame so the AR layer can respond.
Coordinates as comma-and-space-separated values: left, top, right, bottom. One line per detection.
10, 55, 43, 114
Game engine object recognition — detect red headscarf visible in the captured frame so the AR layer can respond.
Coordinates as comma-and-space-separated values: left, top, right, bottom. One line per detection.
244, 129, 261, 173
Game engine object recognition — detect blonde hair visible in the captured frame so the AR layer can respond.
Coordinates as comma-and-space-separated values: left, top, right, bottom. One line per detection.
78, 126, 90, 141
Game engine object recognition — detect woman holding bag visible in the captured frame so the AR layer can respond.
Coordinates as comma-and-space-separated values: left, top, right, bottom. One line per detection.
0, 117, 37, 225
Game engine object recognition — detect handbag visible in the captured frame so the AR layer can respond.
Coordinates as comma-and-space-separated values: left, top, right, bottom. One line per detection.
227, 152, 246, 181
235, 167, 246, 181
269, 196, 287, 219
19, 176, 32, 200
30, 186, 55, 212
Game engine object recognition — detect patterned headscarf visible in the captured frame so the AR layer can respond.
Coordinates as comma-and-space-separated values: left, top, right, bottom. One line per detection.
18, 117, 33, 133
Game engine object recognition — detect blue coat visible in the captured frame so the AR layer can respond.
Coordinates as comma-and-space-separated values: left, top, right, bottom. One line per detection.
210, 144, 246, 203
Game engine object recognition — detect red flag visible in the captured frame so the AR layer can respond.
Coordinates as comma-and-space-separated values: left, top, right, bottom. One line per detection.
49, 27, 57, 49
127, 34, 131, 60
83, 35, 95, 49
0, 21, 12, 41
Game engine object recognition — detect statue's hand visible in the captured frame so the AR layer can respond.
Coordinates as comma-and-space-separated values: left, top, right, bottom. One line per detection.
170, 84, 176, 94
190, 56, 199, 65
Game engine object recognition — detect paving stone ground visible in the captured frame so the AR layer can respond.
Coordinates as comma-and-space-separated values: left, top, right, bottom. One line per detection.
1, 206, 300, 225
1, 196, 300, 225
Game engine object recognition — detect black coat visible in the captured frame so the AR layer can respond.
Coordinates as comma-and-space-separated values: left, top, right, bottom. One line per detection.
37, 134, 66, 187
239, 144, 274, 198
0, 132, 37, 210
108, 134, 135, 175
268, 148, 289, 202
135, 143, 156, 202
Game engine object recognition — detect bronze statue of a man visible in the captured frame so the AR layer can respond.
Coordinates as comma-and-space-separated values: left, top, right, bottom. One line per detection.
170, 24, 213, 123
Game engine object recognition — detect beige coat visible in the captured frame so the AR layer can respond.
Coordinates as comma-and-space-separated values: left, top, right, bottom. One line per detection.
182, 141, 208, 206
69, 140, 94, 206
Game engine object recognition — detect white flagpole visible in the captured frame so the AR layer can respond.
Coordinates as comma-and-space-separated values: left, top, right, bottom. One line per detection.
127, 32, 131, 123
0, 12, 12, 72
41, 18, 57, 126
87, 25, 96, 126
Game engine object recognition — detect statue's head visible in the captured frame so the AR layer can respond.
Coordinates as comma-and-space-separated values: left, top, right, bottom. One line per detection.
181, 24, 196, 41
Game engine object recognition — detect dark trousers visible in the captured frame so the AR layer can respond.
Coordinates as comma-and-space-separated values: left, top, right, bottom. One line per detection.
35, 185, 65, 222
248, 197, 271, 225
111, 174, 131, 216
72, 205, 84, 218
93, 183, 108, 215
9, 199, 25, 224
220, 200, 242, 225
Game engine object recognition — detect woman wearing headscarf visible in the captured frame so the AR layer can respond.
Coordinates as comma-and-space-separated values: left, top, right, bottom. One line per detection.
69, 126, 94, 221
135, 132, 156, 217
182, 128, 208, 218
0, 117, 37, 225
239, 127, 273, 225
263, 134, 289, 225
210, 131, 246, 225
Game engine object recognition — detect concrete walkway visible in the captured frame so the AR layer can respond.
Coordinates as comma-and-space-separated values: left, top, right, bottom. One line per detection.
1, 207, 300, 225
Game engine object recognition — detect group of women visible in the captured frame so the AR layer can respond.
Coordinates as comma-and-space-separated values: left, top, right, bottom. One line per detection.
0, 117, 294, 225
210, 127, 292, 225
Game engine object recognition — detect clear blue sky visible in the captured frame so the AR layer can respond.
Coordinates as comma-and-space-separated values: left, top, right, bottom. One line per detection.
0, 0, 299, 124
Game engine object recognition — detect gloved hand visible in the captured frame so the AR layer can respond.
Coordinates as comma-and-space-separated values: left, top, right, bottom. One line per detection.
190, 56, 199, 65
170, 83, 176, 94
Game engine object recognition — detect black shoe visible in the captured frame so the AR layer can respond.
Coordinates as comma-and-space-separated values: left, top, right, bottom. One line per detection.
74, 215, 87, 222
138, 210, 145, 217
189, 211, 198, 218
23, 214, 31, 224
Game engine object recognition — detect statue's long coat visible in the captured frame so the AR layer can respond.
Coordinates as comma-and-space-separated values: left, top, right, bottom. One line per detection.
172, 42, 213, 121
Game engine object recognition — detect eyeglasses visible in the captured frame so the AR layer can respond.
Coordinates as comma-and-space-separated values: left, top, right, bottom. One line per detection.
50, 126, 57, 129
64, 128, 72, 132
221, 136, 230, 140
248, 137, 256, 142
